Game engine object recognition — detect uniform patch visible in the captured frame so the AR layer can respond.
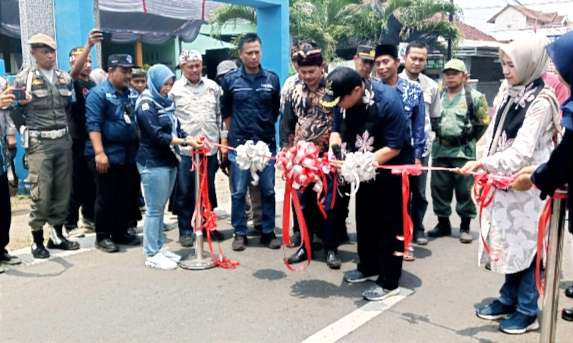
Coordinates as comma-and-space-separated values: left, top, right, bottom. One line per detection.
141, 103, 150, 111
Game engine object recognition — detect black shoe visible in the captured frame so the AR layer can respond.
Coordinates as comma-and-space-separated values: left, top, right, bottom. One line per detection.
289, 231, 301, 247
563, 307, 573, 321
204, 229, 225, 242
31, 243, 50, 259
0, 251, 21, 265
260, 232, 281, 249
414, 230, 428, 245
565, 285, 573, 298
326, 250, 341, 269
127, 227, 138, 236
428, 217, 452, 238
47, 237, 80, 250
287, 247, 307, 264
113, 233, 141, 246
232, 235, 248, 251
96, 238, 119, 253
47, 225, 81, 250
179, 234, 194, 247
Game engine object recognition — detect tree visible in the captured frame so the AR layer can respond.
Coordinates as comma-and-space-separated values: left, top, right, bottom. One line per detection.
209, 0, 461, 60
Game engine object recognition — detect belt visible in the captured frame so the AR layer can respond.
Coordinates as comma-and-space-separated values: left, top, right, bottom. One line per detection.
29, 128, 68, 140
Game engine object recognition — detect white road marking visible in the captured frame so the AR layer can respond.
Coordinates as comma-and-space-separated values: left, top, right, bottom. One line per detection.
301, 287, 414, 343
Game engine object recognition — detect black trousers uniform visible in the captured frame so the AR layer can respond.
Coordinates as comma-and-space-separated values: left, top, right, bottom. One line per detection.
0, 173, 11, 253
356, 170, 404, 290
66, 139, 95, 228
91, 163, 140, 241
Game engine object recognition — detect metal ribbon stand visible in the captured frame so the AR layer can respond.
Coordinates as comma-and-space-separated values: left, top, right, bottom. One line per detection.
540, 190, 568, 343
179, 152, 215, 270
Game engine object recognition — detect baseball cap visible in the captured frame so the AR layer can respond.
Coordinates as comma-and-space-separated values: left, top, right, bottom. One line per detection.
107, 54, 136, 68
216, 60, 238, 77
356, 45, 375, 61
443, 59, 467, 73
321, 67, 363, 108
28, 33, 57, 50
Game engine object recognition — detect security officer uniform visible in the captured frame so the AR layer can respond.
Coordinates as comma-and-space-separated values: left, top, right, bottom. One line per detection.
429, 59, 490, 239
15, 33, 79, 258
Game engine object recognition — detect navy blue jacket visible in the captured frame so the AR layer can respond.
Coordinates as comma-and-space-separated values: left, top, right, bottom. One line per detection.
135, 99, 186, 168
85, 80, 138, 165
221, 66, 280, 150
332, 80, 413, 165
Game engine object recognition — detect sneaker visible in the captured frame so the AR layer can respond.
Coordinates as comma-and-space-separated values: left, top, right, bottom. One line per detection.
362, 285, 400, 301
499, 311, 539, 334
232, 235, 248, 251
476, 300, 516, 320
459, 229, 473, 244
179, 234, 194, 247
160, 248, 181, 263
260, 232, 281, 249
414, 230, 428, 245
343, 269, 377, 284
145, 252, 178, 270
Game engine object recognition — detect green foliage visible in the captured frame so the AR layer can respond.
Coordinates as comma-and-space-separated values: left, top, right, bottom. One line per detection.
209, 0, 461, 61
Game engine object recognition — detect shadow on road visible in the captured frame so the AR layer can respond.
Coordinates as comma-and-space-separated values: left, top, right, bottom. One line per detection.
5, 257, 73, 278
253, 268, 287, 281
398, 311, 499, 343
290, 278, 362, 299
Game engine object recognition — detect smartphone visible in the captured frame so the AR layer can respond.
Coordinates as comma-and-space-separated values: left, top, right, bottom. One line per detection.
93, 28, 111, 43
12, 88, 26, 101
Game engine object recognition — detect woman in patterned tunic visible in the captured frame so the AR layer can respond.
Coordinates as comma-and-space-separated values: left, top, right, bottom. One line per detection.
460, 35, 561, 334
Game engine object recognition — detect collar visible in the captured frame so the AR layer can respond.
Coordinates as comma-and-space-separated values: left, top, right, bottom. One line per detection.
185, 76, 205, 87
105, 79, 130, 96
240, 65, 265, 79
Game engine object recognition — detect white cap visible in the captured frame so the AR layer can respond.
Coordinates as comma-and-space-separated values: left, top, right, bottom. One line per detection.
179, 49, 202, 65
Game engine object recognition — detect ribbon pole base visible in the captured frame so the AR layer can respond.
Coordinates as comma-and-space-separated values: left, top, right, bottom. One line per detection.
179, 232, 216, 270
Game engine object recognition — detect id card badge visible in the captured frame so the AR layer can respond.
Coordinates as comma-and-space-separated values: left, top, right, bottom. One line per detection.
124, 113, 132, 125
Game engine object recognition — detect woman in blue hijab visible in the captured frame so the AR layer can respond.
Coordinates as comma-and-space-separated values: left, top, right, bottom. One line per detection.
135, 64, 202, 270
512, 30, 573, 322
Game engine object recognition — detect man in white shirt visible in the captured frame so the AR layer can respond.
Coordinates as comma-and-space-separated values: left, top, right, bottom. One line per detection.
170, 50, 226, 246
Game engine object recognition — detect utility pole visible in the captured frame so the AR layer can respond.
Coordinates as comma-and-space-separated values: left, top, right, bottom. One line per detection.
447, 0, 453, 60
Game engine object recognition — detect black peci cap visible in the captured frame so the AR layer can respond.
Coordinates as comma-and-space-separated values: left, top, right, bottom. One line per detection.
321, 67, 363, 108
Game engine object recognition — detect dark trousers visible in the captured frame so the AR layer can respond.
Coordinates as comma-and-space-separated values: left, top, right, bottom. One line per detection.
127, 165, 142, 228
431, 157, 476, 219
66, 139, 95, 228
91, 163, 139, 240
299, 176, 338, 252
333, 183, 351, 244
0, 173, 11, 252
410, 155, 429, 232
356, 171, 404, 290
173, 155, 219, 236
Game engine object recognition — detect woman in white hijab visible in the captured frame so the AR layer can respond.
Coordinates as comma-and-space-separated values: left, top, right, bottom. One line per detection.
460, 35, 561, 334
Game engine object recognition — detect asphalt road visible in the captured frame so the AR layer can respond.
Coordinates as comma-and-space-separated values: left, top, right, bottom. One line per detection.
2, 184, 573, 343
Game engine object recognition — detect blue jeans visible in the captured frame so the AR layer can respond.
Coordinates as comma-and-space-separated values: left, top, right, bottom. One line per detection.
137, 164, 177, 257
173, 155, 219, 237
498, 258, 539, 317
229, 151, 275, 236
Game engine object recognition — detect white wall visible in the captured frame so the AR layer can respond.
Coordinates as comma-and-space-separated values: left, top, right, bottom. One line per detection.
493, 7, 526, 31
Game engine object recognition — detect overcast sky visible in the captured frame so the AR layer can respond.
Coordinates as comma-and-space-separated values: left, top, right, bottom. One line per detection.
454, 0, 573, 33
